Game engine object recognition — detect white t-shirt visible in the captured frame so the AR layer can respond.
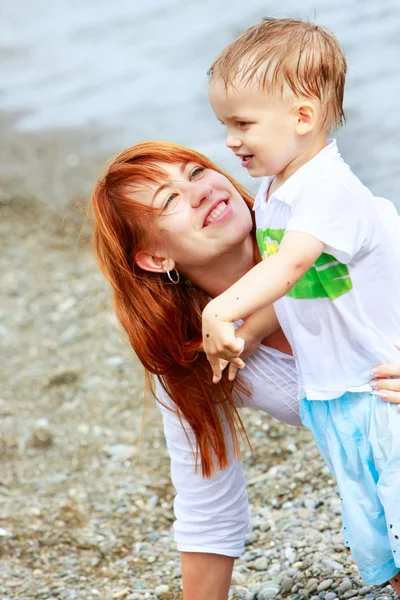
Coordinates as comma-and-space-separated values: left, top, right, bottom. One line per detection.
254, 139, 400, 400
155, 197, 400, 558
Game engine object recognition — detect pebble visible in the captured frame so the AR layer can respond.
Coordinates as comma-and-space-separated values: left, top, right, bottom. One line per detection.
281, 576, 294, 593
342, 590, 359, 599
257, 584, 280, 600
358, 587, 371, 596
317, 579, 333, 592
339, 579, 353, 593
252, 557, 269, 571
306, 579, 320, 592
154, 585, 169, 596
325, 593, 337, 600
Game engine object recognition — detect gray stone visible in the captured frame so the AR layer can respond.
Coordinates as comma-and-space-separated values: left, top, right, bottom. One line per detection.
257, 584, 280, 600
104, 444, 136, 461
338, 579, 353, 593
155, 585, 169, 597
306, 579, 319, 592
317, 580, 333, 593
322, 559, 343, 571
325, 593, 337, 600
252, 557, 269, 571
245, 531, 259, 545
281, 577, 294, 593
358, 588, 371, 597
231, 571, 247, 586
342, 591, 359, 599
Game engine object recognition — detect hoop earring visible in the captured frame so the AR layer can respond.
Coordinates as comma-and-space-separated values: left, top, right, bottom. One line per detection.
166, 268, 180, 284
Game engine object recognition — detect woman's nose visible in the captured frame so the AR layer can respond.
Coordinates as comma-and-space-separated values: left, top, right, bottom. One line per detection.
190, 184, 212, 207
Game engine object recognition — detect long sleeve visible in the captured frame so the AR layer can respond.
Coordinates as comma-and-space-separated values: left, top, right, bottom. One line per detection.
156, 381, 249, 557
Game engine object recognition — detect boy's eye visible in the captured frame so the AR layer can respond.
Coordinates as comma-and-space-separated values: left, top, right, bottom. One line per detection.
237, 121, 249, 128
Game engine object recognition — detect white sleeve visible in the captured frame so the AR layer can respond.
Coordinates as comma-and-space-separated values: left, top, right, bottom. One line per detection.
372, 196, 400, 263
155, 380, 249, 557
285, 180, 369, 264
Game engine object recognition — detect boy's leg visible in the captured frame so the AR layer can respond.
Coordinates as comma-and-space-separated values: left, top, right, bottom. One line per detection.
389, 573, 400, 596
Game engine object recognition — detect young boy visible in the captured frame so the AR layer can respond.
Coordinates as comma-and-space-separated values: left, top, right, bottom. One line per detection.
202, 18, 400, 591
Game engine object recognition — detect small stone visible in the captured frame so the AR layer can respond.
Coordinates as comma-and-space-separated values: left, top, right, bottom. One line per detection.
30, 418, 53, 448
322, 559, 343, 571
112, 590, 130, 599
281, 577, 294, 593
317, 579, 333, 592
231, 571, 247, 586
342, 591, 359, 599
245, 531, 259, 545
358, 588, 371, 597
339, 579, 352, 593
155, 585, 170, 597
252, 556, 268, 571
258, 584, 280, 600
306, 579, 319, 592
325, 593, 337, 600
0, 528, 14, 537
104, 444, 136, 461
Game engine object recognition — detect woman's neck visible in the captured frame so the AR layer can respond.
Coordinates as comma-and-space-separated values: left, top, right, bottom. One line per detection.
187, 234, 257, 299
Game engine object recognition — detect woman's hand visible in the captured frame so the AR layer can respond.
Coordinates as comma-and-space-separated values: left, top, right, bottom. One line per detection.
370, 344, 400, 407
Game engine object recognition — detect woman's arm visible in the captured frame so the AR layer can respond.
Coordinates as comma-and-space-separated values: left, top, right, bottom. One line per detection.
371, 343, 400, 406
181, 553, 234, 600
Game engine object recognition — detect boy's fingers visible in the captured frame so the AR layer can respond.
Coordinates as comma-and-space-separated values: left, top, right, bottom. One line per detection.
229, 357, 245, 369
228, 364, 240, 381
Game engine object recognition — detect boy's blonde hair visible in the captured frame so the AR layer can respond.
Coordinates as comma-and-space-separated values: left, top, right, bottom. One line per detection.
208, 18, 347, 131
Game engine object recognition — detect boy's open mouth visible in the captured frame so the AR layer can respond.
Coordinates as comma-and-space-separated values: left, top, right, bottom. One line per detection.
240, 155, 254, 168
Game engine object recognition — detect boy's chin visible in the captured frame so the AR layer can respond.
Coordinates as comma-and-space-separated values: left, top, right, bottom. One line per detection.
246, 164, 269, 178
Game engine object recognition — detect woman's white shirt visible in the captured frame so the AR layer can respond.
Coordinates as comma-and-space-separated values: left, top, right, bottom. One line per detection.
156, 345, 299, 557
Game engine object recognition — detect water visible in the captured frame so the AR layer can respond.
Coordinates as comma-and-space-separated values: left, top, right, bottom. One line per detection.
1, 0, 399, 200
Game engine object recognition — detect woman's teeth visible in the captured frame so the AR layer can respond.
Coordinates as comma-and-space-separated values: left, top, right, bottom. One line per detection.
205, 201, 227, 225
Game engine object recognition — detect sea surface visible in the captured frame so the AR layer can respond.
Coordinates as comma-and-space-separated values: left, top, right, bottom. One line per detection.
1, 0, 399, 200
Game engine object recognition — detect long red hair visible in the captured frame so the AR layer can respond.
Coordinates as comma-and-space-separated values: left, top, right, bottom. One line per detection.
91, 141, 256, 477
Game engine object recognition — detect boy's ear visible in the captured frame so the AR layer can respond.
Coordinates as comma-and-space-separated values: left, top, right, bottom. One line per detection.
134, 250, 175, 274
294, 101, 317, 135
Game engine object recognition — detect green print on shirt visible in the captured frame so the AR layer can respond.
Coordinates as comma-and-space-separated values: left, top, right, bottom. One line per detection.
256, 227, 353, 301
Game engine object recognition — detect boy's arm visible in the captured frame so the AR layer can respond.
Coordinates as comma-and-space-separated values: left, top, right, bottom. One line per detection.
202, 231, 324, 380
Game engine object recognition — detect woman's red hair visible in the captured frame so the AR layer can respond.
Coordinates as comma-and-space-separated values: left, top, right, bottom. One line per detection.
91, 141, 255, 477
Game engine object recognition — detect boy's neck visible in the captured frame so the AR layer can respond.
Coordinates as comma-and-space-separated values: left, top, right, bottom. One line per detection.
270, 132, 329, 195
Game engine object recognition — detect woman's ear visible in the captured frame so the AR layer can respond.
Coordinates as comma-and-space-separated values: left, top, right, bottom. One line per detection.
134, 250, 175, 274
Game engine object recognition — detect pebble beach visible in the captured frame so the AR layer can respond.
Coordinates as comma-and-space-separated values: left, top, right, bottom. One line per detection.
1, 1, 400, 598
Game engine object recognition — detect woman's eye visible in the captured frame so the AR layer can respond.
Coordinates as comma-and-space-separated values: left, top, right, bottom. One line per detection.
164, 193, 178, 209
237, 121, 249, 128
190, 166, 205, 179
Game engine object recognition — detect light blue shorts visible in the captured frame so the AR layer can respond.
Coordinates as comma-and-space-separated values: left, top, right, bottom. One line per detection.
300, 391, 400, 585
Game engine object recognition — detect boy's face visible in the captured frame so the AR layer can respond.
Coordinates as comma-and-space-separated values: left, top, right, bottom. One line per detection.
209, 77, 302, 178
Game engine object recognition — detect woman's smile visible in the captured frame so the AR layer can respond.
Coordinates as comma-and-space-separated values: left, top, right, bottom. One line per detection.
203, 199, 232, 227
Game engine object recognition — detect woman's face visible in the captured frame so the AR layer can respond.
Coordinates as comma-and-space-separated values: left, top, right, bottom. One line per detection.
131, 161, 254, 273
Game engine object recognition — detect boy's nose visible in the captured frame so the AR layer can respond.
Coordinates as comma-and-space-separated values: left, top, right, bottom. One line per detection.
225, 133, 241, 150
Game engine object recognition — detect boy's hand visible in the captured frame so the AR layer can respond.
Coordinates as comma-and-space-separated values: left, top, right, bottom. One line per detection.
226, 324, 265, 381
202, 306, 245, 383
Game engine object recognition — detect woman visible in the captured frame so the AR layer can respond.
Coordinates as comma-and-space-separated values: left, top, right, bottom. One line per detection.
92, 141, 400, 600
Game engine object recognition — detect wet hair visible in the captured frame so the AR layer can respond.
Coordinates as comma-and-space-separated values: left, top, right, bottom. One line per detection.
208, 17, 347, 131
91, 140, 256, 477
